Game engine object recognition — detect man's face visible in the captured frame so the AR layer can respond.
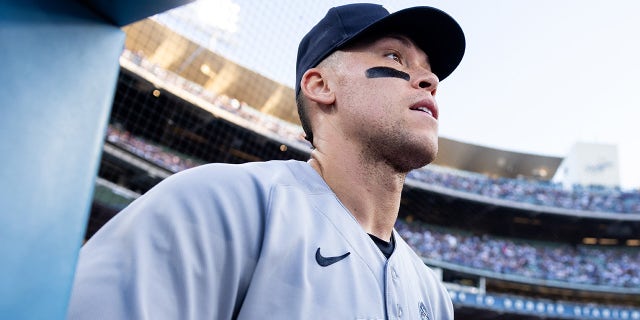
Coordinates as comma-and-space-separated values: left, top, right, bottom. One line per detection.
326, 35, 440, 172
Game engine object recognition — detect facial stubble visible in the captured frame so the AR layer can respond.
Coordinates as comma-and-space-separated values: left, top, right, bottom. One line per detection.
361, 66, 438, 172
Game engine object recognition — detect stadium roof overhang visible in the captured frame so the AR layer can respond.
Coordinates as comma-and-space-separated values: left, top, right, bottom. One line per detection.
84, 0, 194, 26
434, 137, 564, 180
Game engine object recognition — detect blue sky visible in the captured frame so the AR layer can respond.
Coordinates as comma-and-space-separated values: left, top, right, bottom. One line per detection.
159, 0, 640, 189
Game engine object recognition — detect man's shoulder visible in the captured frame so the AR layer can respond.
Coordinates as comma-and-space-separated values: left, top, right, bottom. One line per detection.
172, 160, 307, 186
149, 160, 319, 204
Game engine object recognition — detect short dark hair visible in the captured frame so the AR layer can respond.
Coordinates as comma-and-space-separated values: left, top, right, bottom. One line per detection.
296, 91, 314, 147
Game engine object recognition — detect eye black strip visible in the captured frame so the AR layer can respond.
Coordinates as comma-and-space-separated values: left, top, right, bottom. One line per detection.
365, 66, 410, 82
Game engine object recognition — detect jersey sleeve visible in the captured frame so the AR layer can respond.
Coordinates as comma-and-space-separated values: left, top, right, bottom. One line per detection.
67, 164, 268, 320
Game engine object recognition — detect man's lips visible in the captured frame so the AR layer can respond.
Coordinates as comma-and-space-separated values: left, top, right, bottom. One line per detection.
410, 100, 438, 120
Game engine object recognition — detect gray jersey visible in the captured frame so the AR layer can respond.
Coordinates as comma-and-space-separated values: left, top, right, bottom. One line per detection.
68, 160, 453, 320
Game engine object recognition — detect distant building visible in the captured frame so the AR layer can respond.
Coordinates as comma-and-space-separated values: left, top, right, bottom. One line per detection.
553, 142, 620, 188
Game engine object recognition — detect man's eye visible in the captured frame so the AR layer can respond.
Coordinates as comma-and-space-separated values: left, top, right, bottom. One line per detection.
385, 53, 402, 64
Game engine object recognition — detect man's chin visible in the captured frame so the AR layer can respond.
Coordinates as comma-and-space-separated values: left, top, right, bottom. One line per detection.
389, 148, 437, 173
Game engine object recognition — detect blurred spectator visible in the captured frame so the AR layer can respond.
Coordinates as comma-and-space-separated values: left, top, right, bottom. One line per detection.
107, 125, 200, 172
396, 219, 640, 288
407, 168, 640, 214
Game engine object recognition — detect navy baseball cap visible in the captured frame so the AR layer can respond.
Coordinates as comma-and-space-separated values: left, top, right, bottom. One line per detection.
295, 3, 466, 96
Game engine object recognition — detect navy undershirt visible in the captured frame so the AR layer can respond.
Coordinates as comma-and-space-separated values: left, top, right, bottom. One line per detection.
368, 234, 395, 259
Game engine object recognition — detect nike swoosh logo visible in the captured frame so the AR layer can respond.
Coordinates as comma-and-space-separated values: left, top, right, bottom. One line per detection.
315, 247, 350, 267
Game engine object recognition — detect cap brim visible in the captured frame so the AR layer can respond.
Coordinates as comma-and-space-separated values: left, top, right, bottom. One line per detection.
342, 7, 465, 81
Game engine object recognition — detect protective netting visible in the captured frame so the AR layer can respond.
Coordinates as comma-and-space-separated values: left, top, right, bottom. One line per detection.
87, 1, 639, 313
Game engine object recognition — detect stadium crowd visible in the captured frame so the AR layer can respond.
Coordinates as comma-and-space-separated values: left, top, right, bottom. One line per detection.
121, 49, 310, 148
117, 48, 640, 215
396, 219, 640, 288
105, 123, 640, 288
106, 125, 200, 172
407, 169, 640, 214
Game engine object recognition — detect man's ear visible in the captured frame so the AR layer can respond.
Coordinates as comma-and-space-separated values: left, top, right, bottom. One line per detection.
300, 68, 335, 106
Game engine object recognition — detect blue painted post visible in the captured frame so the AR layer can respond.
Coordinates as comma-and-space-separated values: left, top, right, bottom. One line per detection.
0, 1, 124, 318
0, 0, 194, 317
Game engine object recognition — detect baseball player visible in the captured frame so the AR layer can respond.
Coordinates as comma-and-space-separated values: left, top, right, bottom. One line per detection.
67, 3, 465, 319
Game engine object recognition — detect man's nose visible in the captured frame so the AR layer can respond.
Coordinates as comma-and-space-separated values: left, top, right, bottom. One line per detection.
411, 69, 439, 95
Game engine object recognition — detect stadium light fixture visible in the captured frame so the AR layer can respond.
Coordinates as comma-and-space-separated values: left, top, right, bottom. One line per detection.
598, 238, 618, 246
192, 0, 240, 34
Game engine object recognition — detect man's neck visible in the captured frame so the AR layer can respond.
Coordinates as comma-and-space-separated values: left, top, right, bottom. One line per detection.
308, 148, 405, 241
